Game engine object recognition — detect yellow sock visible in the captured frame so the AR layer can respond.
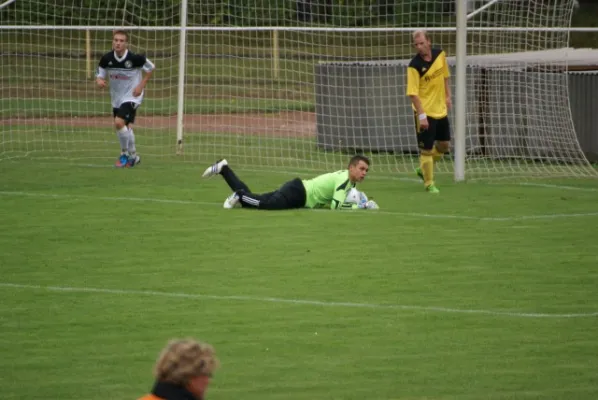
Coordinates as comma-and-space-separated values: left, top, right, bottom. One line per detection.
431, 147, 444, 162
419, 154, 434, 187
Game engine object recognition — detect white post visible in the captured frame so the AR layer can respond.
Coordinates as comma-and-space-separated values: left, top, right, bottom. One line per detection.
85, 30, 92, 79
454, 0, 467, 182
176, 0, 188, 155
272, 29, 280, 80
0, 0, 17, 10
466, 0, 502, 20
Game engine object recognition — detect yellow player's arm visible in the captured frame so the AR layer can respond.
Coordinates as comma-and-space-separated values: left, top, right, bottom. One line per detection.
406, 66, 425, 116
409, 95, 425, 116
444, 78, 451, 98
444, 77, 452, 109
442, 52, 452, 108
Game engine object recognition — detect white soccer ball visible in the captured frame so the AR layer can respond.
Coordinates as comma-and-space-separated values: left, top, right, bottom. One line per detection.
345, 188, 368, 205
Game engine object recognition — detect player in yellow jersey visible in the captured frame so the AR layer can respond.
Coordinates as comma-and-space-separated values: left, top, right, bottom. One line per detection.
406, 30, 452, 194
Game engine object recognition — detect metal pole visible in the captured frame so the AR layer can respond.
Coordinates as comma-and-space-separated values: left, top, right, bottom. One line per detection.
272, 29, 280, 80
176, 0, 188, 154
454, 0, 467, 182
85, 30, 92, 79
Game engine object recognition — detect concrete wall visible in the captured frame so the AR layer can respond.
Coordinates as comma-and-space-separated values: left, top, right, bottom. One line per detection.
569, 71, 598, 161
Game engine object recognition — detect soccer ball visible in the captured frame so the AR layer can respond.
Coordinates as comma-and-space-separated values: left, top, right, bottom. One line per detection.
345, 188, 368, 206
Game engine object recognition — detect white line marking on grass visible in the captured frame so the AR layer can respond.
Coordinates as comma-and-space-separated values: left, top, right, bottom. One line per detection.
1, 190, 597, 221
1, 282, 596, 319
0, 190, 217, 207
518, 182, 598, 192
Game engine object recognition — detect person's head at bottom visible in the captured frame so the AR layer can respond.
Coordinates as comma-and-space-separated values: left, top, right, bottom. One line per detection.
146, 338, 219, 400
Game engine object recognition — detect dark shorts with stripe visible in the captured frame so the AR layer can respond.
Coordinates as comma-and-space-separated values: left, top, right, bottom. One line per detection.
413, 112, 451, 150
113, 102, 139, 125
238, 178, 307, 210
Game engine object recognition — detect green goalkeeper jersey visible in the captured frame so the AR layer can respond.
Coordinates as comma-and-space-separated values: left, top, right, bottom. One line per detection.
302, 170, 356, 210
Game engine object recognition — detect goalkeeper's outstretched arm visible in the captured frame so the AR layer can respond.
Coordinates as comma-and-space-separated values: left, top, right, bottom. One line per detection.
334, 189, 379, 210
331, 187, 351, 210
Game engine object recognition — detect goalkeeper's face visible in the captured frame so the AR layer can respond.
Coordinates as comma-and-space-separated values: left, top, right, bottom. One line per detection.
349, 160, 369, 183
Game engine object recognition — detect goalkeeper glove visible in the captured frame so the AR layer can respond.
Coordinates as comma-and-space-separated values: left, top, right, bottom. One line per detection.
365, 200, 379, 210
358, 200, 379, 210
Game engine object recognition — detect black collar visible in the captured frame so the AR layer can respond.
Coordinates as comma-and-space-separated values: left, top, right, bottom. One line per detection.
152, 381, 198, 400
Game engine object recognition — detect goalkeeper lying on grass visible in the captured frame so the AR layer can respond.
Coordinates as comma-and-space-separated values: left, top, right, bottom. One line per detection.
201, 155, 379, 211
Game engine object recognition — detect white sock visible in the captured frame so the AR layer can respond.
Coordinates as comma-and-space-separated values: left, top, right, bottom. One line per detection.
127, 127, 137, 156
116, 126, 129, 153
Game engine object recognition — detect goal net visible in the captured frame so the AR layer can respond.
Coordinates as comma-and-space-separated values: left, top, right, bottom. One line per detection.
0, 0, 595, 179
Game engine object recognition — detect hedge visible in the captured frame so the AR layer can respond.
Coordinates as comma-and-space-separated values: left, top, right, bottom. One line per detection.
0, 0, 443, 27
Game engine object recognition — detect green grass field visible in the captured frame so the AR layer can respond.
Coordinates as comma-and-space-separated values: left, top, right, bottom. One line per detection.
2, 20, 598, 399
1, 155, 598, 400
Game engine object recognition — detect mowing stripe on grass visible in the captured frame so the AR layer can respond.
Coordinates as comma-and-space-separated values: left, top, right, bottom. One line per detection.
1, 190, 598, 221
1, 282, 597, 319
5, 160, 598, 190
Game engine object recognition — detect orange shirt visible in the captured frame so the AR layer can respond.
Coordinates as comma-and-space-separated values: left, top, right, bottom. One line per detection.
137, 395, 164, 400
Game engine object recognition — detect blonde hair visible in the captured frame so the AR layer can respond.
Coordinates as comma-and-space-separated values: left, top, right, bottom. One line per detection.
154, 338, 219, 384
412, 29, 430, 41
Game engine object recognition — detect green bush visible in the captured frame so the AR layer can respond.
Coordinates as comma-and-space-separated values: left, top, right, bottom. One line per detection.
0, 0, 444, 27
1, 0, 597, 45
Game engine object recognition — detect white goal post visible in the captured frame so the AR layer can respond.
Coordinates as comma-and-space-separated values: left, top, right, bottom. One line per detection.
1, 0, 596, 180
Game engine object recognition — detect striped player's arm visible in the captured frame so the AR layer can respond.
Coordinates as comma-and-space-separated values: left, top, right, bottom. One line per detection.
142, 57, 155, 73
136, 56, 155, 94
95, 54, 109, 88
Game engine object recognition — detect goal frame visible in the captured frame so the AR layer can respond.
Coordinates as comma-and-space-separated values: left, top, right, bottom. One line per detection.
2, 0, 596, 180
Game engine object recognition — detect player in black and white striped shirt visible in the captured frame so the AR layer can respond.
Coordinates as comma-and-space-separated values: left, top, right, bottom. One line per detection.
96, 30, 155, 167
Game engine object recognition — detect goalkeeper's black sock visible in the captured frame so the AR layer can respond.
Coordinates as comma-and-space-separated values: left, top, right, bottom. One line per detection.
220, 165, 251, 192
